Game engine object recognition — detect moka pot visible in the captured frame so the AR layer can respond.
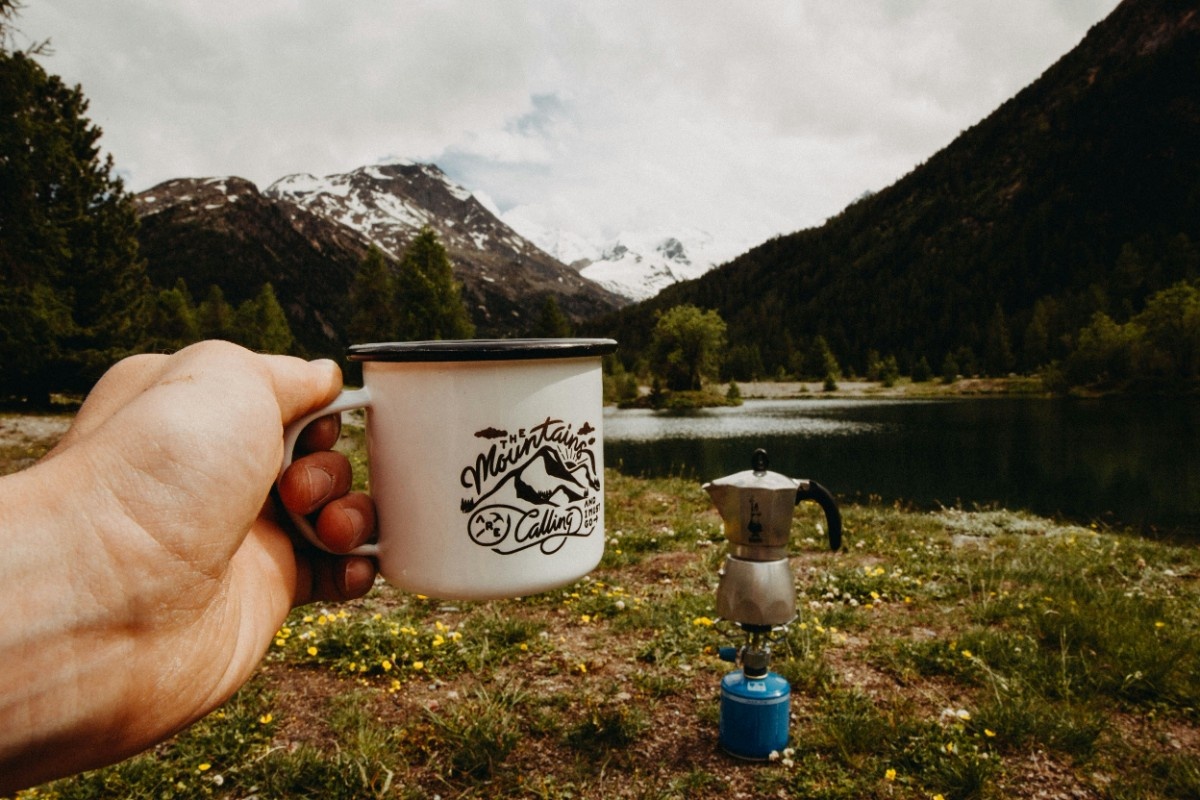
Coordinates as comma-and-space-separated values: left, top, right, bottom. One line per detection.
703, 449, 841, 629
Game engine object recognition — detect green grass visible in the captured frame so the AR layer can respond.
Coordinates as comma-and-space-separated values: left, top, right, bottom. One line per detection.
17, 468, 1200, 800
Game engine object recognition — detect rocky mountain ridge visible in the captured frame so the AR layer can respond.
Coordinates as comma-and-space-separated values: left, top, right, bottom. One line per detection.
133, 163, 626, 353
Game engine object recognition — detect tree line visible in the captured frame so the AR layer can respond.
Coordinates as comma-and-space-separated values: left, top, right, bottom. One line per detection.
624, 275, 1200, 398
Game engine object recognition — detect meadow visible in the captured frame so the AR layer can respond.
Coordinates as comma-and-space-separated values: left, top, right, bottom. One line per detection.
4, 414, 1199, 799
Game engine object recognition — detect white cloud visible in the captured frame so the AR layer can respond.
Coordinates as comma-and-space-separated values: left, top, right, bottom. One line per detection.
17, 0, 1121, 257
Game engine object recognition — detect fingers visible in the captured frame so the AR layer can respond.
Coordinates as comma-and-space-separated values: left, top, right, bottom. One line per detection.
277, 451, 351, 515
278, 449, 375, 553
294, 555, 378, 606
296, 414, 342, 454
315, 492, 376, 552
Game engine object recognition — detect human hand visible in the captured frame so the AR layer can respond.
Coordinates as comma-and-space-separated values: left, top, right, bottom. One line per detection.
0, 341, 377, 792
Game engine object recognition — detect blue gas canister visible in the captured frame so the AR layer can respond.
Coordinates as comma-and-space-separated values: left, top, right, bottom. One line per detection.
719, 666, 791, 760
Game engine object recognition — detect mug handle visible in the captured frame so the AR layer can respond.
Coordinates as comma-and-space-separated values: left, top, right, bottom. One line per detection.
278, 387, 379, 557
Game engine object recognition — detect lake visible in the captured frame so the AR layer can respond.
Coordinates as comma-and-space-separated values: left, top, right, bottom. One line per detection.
603, 396, 1200, 535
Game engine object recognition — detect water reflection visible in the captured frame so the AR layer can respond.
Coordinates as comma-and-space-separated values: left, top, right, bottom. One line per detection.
603, 397, 1200, 534
602, 399, 889, 441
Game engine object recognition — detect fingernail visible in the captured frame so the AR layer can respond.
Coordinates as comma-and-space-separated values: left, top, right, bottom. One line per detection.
339, 506, 366, 542
340, 557, 377, 598
304, 465, 336, 506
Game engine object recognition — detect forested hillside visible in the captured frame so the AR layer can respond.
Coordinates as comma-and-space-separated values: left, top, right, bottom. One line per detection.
596, 0, 1200, 385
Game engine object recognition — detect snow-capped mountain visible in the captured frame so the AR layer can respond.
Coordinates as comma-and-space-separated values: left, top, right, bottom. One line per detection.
264, 161, 623, 328
521, 228, 744, 302
497, 207, 742, 301
578, 236, 713, 302
266, 161, 533, 268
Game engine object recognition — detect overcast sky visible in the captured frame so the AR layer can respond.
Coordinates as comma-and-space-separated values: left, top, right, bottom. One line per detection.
18, 0, 1121, 257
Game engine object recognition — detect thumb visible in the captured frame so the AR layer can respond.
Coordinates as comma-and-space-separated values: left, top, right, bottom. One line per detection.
261, 355, 344, 425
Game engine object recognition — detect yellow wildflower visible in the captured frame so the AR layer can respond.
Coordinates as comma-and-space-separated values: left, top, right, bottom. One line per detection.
985, 729, 996, 737
258, 713, 273, 725
306, 646, 318, 657
198, 763, 212, 772
885, 768, 897, 781
412, 660, 424, 670
381, 659, 393, 671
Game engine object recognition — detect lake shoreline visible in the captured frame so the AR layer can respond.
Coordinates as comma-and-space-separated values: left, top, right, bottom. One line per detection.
730, 376, 1048, 400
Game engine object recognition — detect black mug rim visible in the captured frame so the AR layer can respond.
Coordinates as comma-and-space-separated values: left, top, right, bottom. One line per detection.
347, 338, 617, 363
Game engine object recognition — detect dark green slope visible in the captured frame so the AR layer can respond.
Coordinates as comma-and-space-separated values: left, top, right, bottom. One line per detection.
598, 0, 1200, 376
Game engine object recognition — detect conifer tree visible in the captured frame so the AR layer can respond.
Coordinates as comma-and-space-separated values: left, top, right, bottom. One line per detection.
532, 295, 572, 338
802, 336, 841, 382
395, 227, 475, 340
197, 284, 236, 341
0, 22, 150, 402
346, 245, 398, 343
984, 304, 1015, 375
234, 283, 294, 353
144, 279, 200, 353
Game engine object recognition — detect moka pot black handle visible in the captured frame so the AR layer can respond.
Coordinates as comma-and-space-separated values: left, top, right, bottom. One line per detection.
796, 480, 842, 552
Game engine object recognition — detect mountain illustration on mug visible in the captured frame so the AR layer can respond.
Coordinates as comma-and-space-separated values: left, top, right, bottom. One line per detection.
460, 418, 601, 556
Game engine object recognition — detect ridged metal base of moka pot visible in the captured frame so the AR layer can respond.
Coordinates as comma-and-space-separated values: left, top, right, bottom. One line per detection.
715, 556, 797, 628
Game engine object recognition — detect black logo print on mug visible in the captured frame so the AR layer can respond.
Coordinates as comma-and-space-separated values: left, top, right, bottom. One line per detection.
459, 417, 601, 555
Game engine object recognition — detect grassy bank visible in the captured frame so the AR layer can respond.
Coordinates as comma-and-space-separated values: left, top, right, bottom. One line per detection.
733, 376, 1050, 400
12, 462, 1197, 800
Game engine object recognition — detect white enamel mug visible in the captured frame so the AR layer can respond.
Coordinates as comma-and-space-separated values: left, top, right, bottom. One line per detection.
280, 338, 617, 600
